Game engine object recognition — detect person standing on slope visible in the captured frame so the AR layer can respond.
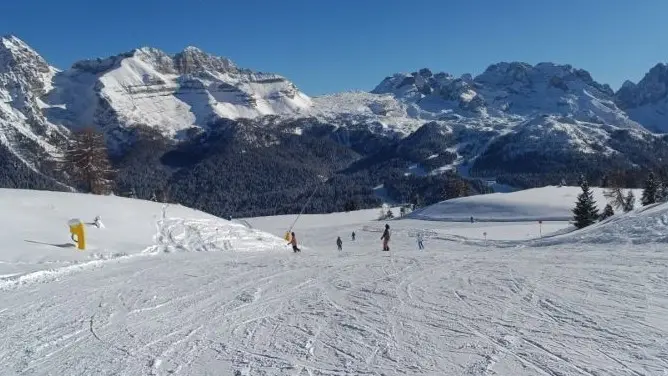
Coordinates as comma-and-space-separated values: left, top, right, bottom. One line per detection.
381, 224, 391, 251
351, 231, 356, 241
289, 232, 301, 253
417, 232, 424, 250
336, 236, 343, 251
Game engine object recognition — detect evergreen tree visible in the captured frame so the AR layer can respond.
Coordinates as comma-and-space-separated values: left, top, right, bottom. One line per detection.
600, 175, 609, 188
344, 199, 359, 212
455, 180, 470, 197
63, 127, 114, 194
411, 193, 423, 208
641, 172, 658, 206
573, 179, 599, 229
600, 204, 614, 220
623, 191, 636, 212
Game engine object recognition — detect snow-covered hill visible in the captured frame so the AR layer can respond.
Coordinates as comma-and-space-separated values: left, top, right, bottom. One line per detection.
0, 189, 285, 283
407, 185, 641, 222
533, 201, 668, 246
2, 189, 668, 375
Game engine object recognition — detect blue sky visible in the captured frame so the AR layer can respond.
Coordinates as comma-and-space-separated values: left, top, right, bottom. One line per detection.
2, 0, 667, 95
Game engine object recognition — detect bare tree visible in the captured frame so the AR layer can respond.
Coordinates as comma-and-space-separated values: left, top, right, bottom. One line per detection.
603, 187, 626, 211
63, 127, 115, 194
604, 187, 636, 213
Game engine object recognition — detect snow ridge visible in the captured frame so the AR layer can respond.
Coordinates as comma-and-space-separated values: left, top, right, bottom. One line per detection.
1, 34, 668, 184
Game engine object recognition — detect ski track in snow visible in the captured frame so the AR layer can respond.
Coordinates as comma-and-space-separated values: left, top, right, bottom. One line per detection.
2, 211, 668, 375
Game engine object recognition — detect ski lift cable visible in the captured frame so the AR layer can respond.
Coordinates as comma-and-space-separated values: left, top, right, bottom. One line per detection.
286, 175, 326, 234
285, 147, 337, 235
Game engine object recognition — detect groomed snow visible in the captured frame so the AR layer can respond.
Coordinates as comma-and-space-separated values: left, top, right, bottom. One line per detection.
1, 189, 667, 375
408, 185, 641, 222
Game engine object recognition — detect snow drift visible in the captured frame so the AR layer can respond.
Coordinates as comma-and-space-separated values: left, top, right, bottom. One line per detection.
407, 185, 640, 222
533, 201, 668, 246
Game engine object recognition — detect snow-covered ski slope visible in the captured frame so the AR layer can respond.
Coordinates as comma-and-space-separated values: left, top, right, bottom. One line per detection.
408, 185, 642, 222
1, 189, 667, 375
0, 189, 284, 280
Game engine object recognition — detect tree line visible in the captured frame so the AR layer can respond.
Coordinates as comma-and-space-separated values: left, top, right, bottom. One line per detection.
573, 172, 665, 229
41, 125, 668, 223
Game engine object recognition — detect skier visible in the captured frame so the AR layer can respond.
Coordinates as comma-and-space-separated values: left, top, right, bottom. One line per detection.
336, 236, 343, 251
417, 232, 424, 250
470, 216, 474, 224
289, 232, 301, 253
351, 231, 356, 241
380, 224, 391, 251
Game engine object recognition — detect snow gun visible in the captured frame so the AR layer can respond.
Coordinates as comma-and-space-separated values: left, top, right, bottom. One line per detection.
68, 218, 86, 250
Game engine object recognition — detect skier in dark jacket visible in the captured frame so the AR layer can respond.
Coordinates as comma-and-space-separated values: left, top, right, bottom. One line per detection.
351, 231, 356, 241
289, 232, 300, 253
336, 236, 343, 251
381, 224, 391, 251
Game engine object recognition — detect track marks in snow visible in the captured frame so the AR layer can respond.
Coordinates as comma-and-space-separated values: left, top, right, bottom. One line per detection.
3, 221, 668, 375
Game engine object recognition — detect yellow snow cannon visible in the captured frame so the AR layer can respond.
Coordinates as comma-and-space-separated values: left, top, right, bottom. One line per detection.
68, 219, 86, 250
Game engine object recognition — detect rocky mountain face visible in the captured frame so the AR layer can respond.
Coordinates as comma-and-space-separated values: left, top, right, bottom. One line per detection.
371, 62, 636, 127
0, 37, 67, 172
42, 44, 311, 150
1, 34, 668, 216
614, 63, 668, 133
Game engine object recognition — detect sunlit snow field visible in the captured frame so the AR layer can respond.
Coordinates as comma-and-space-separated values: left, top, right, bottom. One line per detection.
0, 187, 666, 375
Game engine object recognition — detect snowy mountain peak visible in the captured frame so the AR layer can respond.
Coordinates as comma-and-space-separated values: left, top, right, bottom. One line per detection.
649, 62, 668, 73
477, 61, 613, 95
477, 61, 532, 85
0, 35, 52, 81
619, 62, 668, 106
43, 43, 311, 141
1, 34, 33, 52
173, 46, 237, 75
183, 45, 203, 52
0, 35, 66, 173
364, 61, 629, 128
620, 80, 637, 89
614, 62, 668, 132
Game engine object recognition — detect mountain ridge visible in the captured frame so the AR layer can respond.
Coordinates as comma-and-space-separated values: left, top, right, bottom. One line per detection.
2, 35, 668, 217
